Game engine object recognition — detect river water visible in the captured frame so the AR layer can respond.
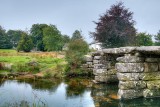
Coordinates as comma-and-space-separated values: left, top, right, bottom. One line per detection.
0, 78, 160, 107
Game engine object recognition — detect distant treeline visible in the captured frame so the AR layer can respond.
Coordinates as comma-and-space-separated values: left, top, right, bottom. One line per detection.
0, 24, 85, 52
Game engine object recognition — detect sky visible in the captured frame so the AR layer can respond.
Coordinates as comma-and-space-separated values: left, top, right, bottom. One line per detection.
0, 0, 160, 43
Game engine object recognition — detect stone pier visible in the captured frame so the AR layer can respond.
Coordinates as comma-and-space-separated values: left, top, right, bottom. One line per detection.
83, 46, 160, 99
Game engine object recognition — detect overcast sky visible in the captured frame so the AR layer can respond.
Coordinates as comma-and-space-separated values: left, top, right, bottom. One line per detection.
0, 0, 160, 43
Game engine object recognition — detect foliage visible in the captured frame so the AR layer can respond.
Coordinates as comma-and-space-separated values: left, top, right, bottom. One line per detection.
17, 33, 34, 52
71, 30, 83, 40
43, 25, 63, 51
7, 30, 24, 48
0, 26, 12, 49
62, 35, 70, 44
91, 2, 136, 48
135, 32, 153, 46
154, 30, 160, 46
65, 33, 89, 75
30, 24, 48, 51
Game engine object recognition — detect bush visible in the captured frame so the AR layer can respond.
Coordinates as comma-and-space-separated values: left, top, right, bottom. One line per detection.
65, 39, 89, 76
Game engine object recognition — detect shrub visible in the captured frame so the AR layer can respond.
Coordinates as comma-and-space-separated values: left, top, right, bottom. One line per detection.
65, 39, 89, 76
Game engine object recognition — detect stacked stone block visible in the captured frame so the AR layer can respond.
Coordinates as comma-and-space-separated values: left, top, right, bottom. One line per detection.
116, 54, 160, 99
82, 55, 94, 71
93, 54, 118, 83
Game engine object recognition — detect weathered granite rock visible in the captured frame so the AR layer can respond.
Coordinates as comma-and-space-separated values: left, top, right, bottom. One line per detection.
119, 81, 146, 90
93, 64, 105, 69
93, 60, 101, 64
117, 72, 160, 81
82, 64, 88, 68
117, 73, 141, 81
146, 80, 160, 89
142, 72, 160, 80
116, 56, 144, 63
95, 75, 118, 83
93, 69, 107, 75
118, 89, 143, 99
103, 47, 136, 54
145, 58, 160, 62
94, 56, 102, 60
144, 63, 158, 72
84, 55, 93, 62
106, 69, 117, 75
143, 89, 160, 98
116, 63, 144, 73
136, 46, 160, 55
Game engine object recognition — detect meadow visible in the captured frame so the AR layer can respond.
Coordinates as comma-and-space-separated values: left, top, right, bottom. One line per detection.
0, 49, 66, 79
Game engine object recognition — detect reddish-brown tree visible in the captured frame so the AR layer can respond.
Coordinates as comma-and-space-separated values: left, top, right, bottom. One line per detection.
91, 2, 136, 48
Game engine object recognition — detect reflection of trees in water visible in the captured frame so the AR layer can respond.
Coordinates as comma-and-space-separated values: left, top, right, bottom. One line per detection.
91, 83, 119, 107
17, 79, 61, 92
65, 78, 92, 98
0, 79, 5, 87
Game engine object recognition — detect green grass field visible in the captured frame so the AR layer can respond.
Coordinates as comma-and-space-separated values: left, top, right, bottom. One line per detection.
0, 49, 66, 78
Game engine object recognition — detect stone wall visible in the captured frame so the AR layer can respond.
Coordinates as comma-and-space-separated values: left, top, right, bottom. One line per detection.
83, 46, 160, 99
116, 54, 160, 99
83, 53, 119, 83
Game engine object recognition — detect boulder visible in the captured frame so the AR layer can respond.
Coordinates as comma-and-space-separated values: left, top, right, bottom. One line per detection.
94, 56, 102, 60
95, 75, 118, 83
93, 69, 107, 75
118, 89, 143, 99
119, 81, 146, 90
143, 89, 160, 98
116, 56, 144, 63
103, 47, 136, 54
93, 60, 101, 64
84, 55, 93, 62
117, 73, 141, 81
146, 80, 160, 89
117, 72, 160, 81
144, 63, 158, 72
145, 58, 160, 62
136, 46, 160, 55
116, 63, 144, 73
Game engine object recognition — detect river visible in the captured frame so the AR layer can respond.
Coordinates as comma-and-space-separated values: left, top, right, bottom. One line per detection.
0, 78, 160, 107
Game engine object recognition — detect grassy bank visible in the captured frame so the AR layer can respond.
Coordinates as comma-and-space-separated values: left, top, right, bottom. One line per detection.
0, 49, 66, 79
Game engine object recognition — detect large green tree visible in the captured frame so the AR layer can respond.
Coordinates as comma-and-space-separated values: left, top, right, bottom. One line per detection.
154, 30, 160, 46
135, 32, 153, 46
0, 26, 12, 49
17, 32, 34, 52
43, 25, 63, 51
7, 30, 24, 48
91, 2, 136, 48
30, 24, 48, 51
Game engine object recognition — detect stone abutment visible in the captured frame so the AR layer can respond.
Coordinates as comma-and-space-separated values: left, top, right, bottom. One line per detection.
83, 46, 160, 99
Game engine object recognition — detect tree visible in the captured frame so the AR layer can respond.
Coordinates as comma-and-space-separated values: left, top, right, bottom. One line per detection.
91, 2, 136, 48
62, 35, 70, 44
43, 25, 63, 51
135, 32, 153, 46
17, 33, 34, 52
71, 30, 83, 40
7, 30, 24, 48
0, 26, 12, 49
65, 31, 89, 74
154, 30, 160, 46
30, 24, 48, 51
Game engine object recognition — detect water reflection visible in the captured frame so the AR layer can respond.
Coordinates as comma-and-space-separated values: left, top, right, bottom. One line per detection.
0, 79, 160, 107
